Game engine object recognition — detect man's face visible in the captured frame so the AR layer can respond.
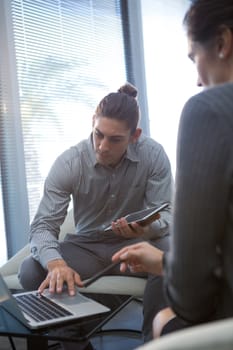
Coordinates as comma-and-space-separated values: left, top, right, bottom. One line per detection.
92, 115, 140, 167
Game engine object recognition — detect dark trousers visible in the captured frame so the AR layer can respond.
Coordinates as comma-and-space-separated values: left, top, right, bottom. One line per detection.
19, 233, 170, 342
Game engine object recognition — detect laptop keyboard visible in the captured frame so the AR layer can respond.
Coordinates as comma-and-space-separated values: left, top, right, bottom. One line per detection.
15, 293, 73, 322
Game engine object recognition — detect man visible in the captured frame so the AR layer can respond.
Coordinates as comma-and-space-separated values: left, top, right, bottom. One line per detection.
19, 83, 173, 342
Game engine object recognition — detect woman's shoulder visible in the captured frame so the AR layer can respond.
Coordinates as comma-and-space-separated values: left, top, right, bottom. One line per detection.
182, 83, 233, 125
188, 82, 233, 108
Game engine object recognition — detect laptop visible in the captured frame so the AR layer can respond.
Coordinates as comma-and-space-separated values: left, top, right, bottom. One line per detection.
0, 273, 110, 330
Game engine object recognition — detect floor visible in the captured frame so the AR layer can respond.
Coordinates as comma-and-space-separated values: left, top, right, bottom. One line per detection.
0, 299, 144, 350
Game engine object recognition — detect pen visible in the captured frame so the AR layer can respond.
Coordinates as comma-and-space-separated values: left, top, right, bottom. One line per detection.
82, 261, 121, 288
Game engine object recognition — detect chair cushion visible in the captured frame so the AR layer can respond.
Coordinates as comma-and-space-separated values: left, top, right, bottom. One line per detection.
79, 276, 146, 297
2, 274, 23, 290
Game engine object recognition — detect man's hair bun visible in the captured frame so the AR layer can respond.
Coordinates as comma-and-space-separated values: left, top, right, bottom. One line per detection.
118, 82, 138, 98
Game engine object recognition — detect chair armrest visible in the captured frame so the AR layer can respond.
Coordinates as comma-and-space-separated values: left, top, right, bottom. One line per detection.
0, 244, 30, 276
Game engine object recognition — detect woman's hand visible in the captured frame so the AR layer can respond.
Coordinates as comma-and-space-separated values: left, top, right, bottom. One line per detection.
112, 241, 164, 275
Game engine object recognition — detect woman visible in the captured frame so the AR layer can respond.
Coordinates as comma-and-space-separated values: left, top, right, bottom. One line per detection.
112, 0, 233, 338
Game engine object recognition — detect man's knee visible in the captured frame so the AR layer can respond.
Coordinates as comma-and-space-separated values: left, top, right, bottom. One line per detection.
18, 255, 47, 290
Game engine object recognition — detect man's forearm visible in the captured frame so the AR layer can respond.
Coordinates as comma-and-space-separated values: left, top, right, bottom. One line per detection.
30, 230, 62, 269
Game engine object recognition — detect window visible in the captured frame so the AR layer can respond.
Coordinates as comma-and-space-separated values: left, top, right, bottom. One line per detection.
0, 0, 127, 260
141, 0, 200, 175
0, 179, 7, 266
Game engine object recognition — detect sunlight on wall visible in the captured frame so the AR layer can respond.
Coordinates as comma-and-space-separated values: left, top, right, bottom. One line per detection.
141, 0, 200, 176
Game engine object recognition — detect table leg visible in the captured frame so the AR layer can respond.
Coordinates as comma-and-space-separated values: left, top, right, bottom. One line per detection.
27, 335, 48, 350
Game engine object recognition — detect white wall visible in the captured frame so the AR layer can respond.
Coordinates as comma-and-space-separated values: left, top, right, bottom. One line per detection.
141, 0, 200, 175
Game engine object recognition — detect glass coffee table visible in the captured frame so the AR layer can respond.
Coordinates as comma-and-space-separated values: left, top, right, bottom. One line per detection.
0, 293, 137, 349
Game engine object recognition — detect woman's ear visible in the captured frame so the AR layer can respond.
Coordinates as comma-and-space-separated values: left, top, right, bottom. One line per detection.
217, 26, 233, 59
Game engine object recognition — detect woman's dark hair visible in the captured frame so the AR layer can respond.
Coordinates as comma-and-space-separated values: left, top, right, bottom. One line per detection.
183, 0, 233, 43
95, 82, 140, 134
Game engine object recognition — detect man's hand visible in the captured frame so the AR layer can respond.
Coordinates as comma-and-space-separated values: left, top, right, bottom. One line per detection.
38, 259, 83, 296
112, 242, 164, 276
111, 217, 147, 238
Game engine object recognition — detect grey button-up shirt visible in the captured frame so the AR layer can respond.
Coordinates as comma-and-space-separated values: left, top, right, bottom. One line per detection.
30, 133, 173, 268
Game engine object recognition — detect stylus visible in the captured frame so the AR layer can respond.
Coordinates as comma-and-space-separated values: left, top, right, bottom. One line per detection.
82, 261, 121, 288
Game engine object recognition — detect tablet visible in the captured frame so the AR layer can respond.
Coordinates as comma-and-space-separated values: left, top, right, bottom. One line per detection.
104, 202, 169, 231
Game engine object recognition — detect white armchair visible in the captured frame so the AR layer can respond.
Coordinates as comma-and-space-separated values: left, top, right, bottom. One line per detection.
135, 317, 233, 350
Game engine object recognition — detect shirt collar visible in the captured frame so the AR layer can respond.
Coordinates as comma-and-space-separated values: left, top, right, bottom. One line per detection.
126, 141, 140, 162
